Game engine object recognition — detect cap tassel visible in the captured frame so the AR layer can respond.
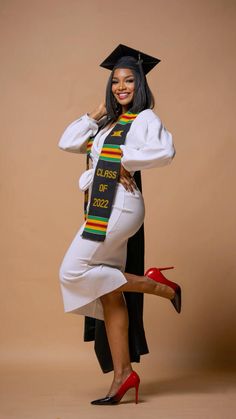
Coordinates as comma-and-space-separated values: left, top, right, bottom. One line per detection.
138, 52, 143, 64
137, 52, 144, 75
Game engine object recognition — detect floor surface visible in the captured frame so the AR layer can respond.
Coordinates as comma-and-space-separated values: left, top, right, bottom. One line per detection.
0, 363, 235, 419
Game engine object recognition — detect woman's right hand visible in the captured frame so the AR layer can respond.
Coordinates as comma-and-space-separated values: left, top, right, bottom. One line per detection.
119, 164, 137, 193
89, 103, 107, 121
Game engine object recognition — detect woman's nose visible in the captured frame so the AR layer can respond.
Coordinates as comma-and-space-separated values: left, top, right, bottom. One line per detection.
118, 81, 125, 90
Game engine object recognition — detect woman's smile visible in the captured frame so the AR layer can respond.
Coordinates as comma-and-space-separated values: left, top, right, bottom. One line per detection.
111, 68, 135, 112
117, 93, 129, 99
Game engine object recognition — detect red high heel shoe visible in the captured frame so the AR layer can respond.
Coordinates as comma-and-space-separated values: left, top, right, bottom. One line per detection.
90, 370, 140, 405
145, 266, 182, 313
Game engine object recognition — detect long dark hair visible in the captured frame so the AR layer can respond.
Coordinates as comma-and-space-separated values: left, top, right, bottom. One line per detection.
105, 56, 155, 123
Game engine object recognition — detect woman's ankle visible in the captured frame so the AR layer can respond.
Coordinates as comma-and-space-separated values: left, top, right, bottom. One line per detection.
114, 365, 133, 381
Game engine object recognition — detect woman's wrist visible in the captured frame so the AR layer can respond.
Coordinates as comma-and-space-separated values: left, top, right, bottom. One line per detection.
86, 112, 99, 123
89, 104, 107, 121
88, 111, 104, 121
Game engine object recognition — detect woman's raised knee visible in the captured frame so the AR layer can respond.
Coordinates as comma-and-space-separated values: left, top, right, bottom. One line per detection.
59, 259, 85, 283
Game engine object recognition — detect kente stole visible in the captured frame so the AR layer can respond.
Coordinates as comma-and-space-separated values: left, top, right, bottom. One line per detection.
82, 112, 138, 241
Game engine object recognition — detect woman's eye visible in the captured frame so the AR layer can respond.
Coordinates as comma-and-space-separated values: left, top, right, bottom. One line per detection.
126, 79, 134, 83
112, 80, 118, 84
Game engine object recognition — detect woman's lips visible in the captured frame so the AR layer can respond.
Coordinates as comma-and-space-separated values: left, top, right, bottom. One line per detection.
117, 93, 129, 99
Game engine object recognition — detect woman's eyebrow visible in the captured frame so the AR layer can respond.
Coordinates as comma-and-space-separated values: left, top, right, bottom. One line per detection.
112, 75, 134, 80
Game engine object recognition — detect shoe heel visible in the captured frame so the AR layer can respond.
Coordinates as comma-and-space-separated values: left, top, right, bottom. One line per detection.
135, 382, 139, 404
159, 266, 174, 271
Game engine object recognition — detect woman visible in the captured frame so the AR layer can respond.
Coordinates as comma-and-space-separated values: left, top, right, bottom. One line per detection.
58, 44, 181, 405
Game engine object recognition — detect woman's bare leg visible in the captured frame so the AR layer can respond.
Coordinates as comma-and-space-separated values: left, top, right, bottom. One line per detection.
99, 273, 174, 397
117, 272, 175, 298
100, 291, 132, 397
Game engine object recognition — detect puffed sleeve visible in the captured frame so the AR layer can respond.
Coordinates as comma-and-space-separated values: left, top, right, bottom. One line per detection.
120, 111, 176, 172
58, 114, 99, 154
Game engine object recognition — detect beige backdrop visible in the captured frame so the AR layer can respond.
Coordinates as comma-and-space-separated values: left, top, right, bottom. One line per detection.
1, 0, 236, 377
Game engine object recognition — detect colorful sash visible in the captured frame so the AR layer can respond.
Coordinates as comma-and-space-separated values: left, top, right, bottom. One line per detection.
82, 112, 138, 241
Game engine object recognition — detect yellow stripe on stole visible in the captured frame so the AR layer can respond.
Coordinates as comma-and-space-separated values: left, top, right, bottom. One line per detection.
86, 224, 107, 232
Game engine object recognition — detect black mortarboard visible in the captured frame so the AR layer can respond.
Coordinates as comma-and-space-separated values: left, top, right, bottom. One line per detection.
100, 44, 161, 75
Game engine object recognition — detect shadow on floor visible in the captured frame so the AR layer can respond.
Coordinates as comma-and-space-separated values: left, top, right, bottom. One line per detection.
140, 370, 236, 397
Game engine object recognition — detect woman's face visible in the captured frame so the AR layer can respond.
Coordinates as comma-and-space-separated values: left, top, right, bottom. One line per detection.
111, 68, 135, 111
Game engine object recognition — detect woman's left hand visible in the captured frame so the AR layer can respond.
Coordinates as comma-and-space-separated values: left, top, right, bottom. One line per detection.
119, 164, 137, 193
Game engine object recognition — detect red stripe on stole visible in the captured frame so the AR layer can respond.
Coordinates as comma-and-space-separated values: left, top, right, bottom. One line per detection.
120, 114, 136, 120
86, 221, 107, 229
101, 150, 121, 156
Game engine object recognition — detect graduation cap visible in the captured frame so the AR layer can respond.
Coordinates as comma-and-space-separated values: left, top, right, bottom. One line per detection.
100, 44, 161, 75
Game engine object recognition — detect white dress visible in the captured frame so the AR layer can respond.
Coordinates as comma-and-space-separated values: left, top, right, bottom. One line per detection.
58, 109, 176, 320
